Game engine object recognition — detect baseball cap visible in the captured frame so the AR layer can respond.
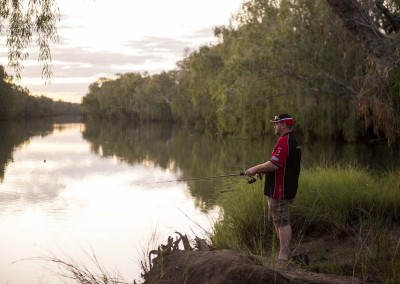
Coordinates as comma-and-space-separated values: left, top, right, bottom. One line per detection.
270, 114, 294, 125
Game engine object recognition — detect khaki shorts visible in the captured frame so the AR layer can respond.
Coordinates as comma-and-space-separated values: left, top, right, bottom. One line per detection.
266, 197, 293, 228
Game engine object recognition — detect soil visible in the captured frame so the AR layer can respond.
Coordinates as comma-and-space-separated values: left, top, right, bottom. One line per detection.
142, 249, 361, 284
141, 227, 400, 284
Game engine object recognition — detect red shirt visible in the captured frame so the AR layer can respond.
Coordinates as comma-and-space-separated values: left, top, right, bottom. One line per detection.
265, 132, 301, 199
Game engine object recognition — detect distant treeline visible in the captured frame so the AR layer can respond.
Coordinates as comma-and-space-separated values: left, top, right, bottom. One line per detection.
80, 1, 399, 144
0, 66, 81, 120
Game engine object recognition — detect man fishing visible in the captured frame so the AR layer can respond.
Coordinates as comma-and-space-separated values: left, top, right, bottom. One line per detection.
245, 113, 301, 261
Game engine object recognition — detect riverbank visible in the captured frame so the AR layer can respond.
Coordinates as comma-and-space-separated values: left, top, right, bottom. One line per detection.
141, 166, 400, 283
141, 233, 372, 283
141, 222, 399, 283
208, 166, 400, 283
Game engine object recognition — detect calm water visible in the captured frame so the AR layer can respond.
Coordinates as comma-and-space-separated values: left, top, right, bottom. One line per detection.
1, 119, 399, 283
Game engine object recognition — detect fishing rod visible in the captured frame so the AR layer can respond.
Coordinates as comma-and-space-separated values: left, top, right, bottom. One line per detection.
143, 172, 257, 185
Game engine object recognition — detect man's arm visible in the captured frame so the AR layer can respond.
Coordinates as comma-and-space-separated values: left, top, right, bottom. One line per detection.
245, 161, 279, 176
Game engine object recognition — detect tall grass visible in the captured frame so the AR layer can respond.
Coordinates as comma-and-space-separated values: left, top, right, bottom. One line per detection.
211, 165, 400, 282
23, 250, 128, 284
295, 166, 372, 235
211, 179, 272, 255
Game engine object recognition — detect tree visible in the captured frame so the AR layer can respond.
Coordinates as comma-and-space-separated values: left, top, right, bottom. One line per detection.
326, 0, 386, 59
0, 0, 60, 79
325, 0, 400, 145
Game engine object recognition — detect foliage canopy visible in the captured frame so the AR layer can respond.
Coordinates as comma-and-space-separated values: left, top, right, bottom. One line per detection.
81, 0, 400, 145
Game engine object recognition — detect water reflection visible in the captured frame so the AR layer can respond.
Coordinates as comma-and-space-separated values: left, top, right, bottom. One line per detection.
0, 119, 219, 284
0, 123, 82, 213
0, 120, 52, 182
81, 120, 270, 210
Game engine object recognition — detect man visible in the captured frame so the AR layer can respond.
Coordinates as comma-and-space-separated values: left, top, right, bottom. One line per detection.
245, 113, 301, 261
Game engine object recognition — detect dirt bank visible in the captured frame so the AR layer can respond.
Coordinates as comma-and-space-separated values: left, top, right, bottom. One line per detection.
142, 248, 362, 284
140, 233, 369, 284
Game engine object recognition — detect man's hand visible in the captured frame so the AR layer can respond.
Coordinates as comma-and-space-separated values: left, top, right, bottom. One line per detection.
245, 161, 278, 177
245, 166, 258, 177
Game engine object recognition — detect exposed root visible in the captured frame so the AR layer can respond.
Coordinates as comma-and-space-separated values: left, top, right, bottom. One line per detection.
146, 232, 212, 270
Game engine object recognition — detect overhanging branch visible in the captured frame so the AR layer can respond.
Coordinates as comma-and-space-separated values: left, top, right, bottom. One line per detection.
326, 0, 386, 59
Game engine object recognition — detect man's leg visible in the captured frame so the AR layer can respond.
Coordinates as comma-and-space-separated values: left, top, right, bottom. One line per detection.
267, 197, 293, 260
277, 224, 292, 260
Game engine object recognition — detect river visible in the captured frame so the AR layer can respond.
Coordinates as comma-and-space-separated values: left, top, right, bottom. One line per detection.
0, 118, 398, 283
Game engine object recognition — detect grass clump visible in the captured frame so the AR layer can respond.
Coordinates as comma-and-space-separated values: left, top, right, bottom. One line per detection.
211, 179, 272, 255
21, 250, 128, 284
211, 165, 400, 282
294, 166, 377, 233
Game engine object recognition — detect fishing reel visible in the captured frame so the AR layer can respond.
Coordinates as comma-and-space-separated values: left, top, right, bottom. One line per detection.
239, 172, 257, 184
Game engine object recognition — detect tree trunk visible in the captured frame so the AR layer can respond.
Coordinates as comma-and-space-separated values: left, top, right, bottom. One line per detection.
326, 0, 386, 59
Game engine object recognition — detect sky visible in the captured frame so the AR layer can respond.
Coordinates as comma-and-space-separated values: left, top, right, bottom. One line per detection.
0, 0, 243, 103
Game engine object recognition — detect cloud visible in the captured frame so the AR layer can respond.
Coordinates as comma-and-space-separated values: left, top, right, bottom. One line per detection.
1, 28, 212, 102
8, 28, 215, 82
0, 0, 242, 103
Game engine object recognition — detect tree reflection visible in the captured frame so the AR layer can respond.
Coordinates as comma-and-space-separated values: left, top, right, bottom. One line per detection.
0, 120, 55, 182
81, 120, 269, 210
